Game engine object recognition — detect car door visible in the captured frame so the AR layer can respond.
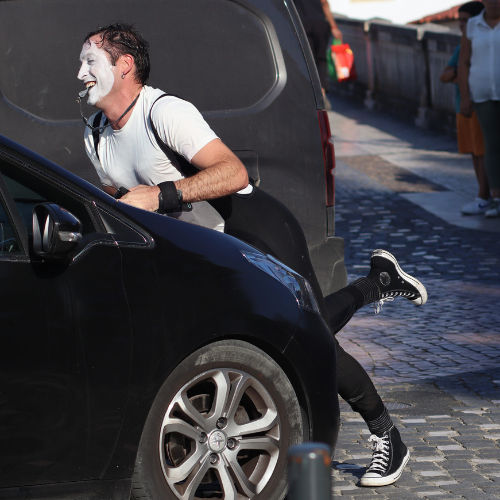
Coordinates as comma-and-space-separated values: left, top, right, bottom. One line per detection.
0, 154, 131, 487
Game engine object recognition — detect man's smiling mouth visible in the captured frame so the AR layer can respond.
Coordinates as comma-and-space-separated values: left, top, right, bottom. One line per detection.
78, 81, 96, 99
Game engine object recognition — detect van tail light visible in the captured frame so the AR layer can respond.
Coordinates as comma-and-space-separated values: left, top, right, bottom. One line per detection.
318, 110, 335, 208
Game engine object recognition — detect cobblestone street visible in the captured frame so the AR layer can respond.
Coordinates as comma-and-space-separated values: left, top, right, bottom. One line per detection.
328, 97, 500, 499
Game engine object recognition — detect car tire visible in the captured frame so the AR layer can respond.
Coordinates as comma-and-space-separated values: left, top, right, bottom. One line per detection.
131, 339, 307, 500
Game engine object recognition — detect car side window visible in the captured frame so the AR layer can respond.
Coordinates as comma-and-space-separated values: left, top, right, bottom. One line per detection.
0, 161, 95, 238
0, 198, 21, 255
1, 173, 46, 234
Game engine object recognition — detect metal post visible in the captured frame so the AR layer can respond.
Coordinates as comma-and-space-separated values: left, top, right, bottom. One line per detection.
287, 442, 332, 500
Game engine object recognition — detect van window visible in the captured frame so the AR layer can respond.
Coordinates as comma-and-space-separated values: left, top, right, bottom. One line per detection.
0, 0, 282, 119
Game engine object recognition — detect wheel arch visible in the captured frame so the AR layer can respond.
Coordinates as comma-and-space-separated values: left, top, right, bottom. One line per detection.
153, 333, 314, 442
216, 334, 313, 441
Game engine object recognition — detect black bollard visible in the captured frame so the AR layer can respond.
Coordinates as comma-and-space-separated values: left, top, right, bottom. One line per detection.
287, 442, 332, 500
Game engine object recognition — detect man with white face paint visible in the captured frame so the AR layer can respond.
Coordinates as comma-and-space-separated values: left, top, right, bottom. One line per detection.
78, 24, 248, 230
78, 23, 427, 488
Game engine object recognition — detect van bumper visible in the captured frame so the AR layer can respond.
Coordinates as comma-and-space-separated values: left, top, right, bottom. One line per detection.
310, 235, 347, 296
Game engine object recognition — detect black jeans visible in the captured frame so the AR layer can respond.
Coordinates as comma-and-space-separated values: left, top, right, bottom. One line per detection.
474, 100, 500, 191
223, 187, 384, 420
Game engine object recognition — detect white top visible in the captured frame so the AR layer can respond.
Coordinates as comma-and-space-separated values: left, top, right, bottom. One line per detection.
466, 12, 500, 103
84, 86, 226, 231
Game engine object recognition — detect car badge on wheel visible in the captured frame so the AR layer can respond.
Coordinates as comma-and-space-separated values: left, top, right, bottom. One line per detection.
208, 430, 227, 453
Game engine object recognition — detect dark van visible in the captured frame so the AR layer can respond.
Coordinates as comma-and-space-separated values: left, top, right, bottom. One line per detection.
0, 0, 346, 294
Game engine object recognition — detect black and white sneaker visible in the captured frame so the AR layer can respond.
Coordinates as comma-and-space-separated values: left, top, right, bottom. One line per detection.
369, 249, 427, 312
359, 426, 410, 487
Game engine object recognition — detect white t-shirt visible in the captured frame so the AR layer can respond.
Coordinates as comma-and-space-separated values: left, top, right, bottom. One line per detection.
84, 86, 218, 187
467, 13, 500, 103
83, 86, 225, 231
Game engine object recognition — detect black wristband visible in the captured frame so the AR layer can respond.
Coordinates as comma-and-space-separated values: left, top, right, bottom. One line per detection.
157, 181, 182, 213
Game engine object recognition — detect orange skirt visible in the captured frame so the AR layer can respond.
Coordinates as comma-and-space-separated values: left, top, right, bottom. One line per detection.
456, 111, 485, 156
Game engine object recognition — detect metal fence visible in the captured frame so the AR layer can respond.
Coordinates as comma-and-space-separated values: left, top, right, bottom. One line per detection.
331, 18, 461, 134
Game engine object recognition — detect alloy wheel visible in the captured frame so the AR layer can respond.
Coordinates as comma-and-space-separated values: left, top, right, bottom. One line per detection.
159, 368, 281, 499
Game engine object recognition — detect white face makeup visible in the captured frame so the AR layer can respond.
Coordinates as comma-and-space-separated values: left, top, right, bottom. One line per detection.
78, 40, 115, 106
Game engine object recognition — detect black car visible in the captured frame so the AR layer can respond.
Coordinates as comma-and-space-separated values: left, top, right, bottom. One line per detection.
0, 0, 347, 296
0, 135, 339, 499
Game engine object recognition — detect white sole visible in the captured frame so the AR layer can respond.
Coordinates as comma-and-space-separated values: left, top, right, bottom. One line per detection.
371, 249, 428, 305
359, 449, 410, 487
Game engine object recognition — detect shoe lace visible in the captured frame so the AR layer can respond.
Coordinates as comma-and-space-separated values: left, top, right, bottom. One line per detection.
366, 434, 390, 473
374, 297, 394, 314
374, 288, 418, 314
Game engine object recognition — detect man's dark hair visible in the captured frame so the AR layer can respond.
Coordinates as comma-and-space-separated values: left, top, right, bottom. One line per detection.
84, 23, 150, 84
458, 1, 484, 16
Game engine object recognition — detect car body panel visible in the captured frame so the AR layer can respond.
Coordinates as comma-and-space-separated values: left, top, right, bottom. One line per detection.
0, 134, 339, 498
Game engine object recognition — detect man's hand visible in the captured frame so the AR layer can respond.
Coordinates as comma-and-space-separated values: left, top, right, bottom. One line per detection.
119, 185, 160, 211
460, 97, 473, 118
440, 66, 457, 84
332, 26, 343, 42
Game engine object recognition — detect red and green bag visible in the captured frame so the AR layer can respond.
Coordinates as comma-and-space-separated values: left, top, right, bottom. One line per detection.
327, 38, 357, 82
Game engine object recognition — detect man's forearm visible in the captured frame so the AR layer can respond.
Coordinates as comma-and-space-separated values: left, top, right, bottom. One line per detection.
457, 62, 470, 100
178, 138, 249, 202
321, 0, 341, 37
118, 138, 249, 212
175, 159, 248, 202
457, 35, 472, 114
118, 159, 248, 212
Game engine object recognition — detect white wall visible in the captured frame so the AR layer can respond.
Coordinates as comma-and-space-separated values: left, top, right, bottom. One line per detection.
328, 0, 460, 24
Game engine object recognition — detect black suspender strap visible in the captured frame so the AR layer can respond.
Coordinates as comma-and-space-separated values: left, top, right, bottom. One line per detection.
91, 111, 106, 160
148, 94, 199, 179
91, 94, 184, 165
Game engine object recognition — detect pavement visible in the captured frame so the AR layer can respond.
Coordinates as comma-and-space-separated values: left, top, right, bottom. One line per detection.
327, 96, 500, 499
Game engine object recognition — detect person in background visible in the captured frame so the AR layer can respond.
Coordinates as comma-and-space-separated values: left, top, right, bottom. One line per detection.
440, 1, 489, 216
459, 0, 500, 218
294, 0, 343, 106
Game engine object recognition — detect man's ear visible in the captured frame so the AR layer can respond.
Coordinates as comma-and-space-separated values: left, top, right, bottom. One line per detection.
118, 53, 135, 79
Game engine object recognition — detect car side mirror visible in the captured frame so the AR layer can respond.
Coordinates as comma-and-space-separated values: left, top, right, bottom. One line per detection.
32, 203, 82, 259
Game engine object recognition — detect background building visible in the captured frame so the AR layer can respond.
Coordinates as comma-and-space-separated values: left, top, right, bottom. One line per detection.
327, 0, 463, 25
410, 6, 462, 31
